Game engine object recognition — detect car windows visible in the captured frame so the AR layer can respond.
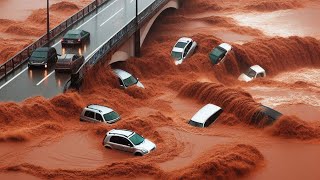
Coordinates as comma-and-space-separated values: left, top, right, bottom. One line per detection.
204, 109, 223, 127
96, 113, 103, 122
72, 55, 78, 61
256, 73, 263, 78
110, 136, 120, 143
118, 78, 124, 86
185, 42, 192, 52
118, 137, 133, 147
84, 110, 94, 118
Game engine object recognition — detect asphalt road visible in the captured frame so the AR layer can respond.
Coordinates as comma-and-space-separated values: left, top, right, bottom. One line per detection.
0, 0, 155, 102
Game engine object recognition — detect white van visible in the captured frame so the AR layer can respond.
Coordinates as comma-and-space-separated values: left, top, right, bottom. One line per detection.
238, 65, 266, 82
188, 104, 223, 128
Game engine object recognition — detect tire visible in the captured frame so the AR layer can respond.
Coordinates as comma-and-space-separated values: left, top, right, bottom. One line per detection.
134, 152, 143, 156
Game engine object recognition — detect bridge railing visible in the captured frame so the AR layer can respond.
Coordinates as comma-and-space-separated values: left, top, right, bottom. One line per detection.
0, 0, 109, 80
64, 0, 169, 91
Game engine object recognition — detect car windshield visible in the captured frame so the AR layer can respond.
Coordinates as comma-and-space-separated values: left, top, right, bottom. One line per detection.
171, 51, 182, 59
188, 120, 204, 127
244, 68, 256, 78
64, 33, 80, 39
103, 111, 120, 121
175, 42, 187, 48
129, 133, 145, 145
31, 51, 47, 59
123, 75, 138, 87
209, 47, 226, 63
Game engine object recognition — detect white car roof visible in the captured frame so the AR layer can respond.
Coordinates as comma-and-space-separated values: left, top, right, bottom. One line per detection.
178, 37, 192, 43
87, 104, 113, 114
250, 65, 265, 74
172, 47, 184, 53
191, 104, 222, 124
113, 69, 132, 80
218, 43, 232, 51
108, 129, 134, 137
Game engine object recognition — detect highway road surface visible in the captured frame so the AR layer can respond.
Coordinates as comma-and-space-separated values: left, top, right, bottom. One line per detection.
0, 0, 155, 102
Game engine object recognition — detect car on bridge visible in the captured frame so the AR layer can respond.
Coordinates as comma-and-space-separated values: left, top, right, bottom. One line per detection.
61, 29, 90, 46
28, 47, 58, 69
188, 104, 223, 128
103, 129, 156, 156
171, 37, 197, 65
113, 69, 145, 89
80, 104, 120, 124
209, 43, 232, 65
238, 65, 266, 82
251, 105, 282, 126
55, 54, 84, 73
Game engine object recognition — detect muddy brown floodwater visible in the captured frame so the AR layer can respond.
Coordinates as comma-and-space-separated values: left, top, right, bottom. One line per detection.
1, 0, 320, 179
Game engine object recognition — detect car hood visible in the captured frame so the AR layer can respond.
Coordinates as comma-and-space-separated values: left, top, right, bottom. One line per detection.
238, 74, 253, 82
136, 81, 145, 88
135, 139, 156, 151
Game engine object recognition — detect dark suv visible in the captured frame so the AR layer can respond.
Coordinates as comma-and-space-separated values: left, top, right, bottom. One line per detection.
28, 47, 58, 68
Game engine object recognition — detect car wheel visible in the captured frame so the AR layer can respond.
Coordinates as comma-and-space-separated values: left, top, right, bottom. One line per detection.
134, 152, 143, 156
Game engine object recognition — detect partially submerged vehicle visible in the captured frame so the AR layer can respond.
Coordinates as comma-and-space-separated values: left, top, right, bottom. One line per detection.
103, 129, 156, 156
188, 104, 223, 128
80, 104, 120, 124
171, 37, 197, 65
113, 69, 144, 89
209, 43, 232, 65
238, 65, 266, 82
252, 105, 282, 126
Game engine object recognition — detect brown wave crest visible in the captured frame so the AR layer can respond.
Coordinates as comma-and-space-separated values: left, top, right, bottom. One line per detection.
0, 122, 63, 142
245, 0, 303, 12
267, 115, 320, 140
50, 1, 79, 12
170, 144, 264, 179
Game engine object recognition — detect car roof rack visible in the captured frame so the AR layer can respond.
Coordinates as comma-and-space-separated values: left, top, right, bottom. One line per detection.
86, 104, 102, 113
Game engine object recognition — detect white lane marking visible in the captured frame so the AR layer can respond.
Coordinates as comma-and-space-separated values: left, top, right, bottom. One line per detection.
0, 67, 28, 90
52, 0, 120, 48
100, 8, 124, 27
36, 70, 55, 86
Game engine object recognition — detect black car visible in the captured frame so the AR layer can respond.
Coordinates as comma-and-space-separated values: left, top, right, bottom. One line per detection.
28, 47, 58, 68
251, 105, 283, 126
61, 29, 90, 46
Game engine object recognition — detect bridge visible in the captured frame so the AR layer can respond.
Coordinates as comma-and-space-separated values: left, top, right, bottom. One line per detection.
0, 0, 180, 102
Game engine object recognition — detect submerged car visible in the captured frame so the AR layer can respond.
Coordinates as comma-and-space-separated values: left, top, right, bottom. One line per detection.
61, 29, 90, 46
103, 129, 156, 156
113, 69, 144, 89
28, 47, 58, 68
171, 37, 197, 65
252, 105, 282, 126
55, 54, 84, 73
209, 43, 232, 64
188, 104, 223, 128
238, 65, 266, 82
80, 104, 120, 124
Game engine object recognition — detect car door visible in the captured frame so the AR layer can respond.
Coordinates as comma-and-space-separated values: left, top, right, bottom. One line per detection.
117, 137, 134, 152
109, 136, 122, 150
95, 113, 104, 123
83, 110, 95, 122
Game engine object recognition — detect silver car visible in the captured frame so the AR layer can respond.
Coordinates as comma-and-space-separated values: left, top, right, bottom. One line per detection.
113, 69, 144, 89
80, 104, 120, 124
171, 37, 197, 65
103, 129, 156, 156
